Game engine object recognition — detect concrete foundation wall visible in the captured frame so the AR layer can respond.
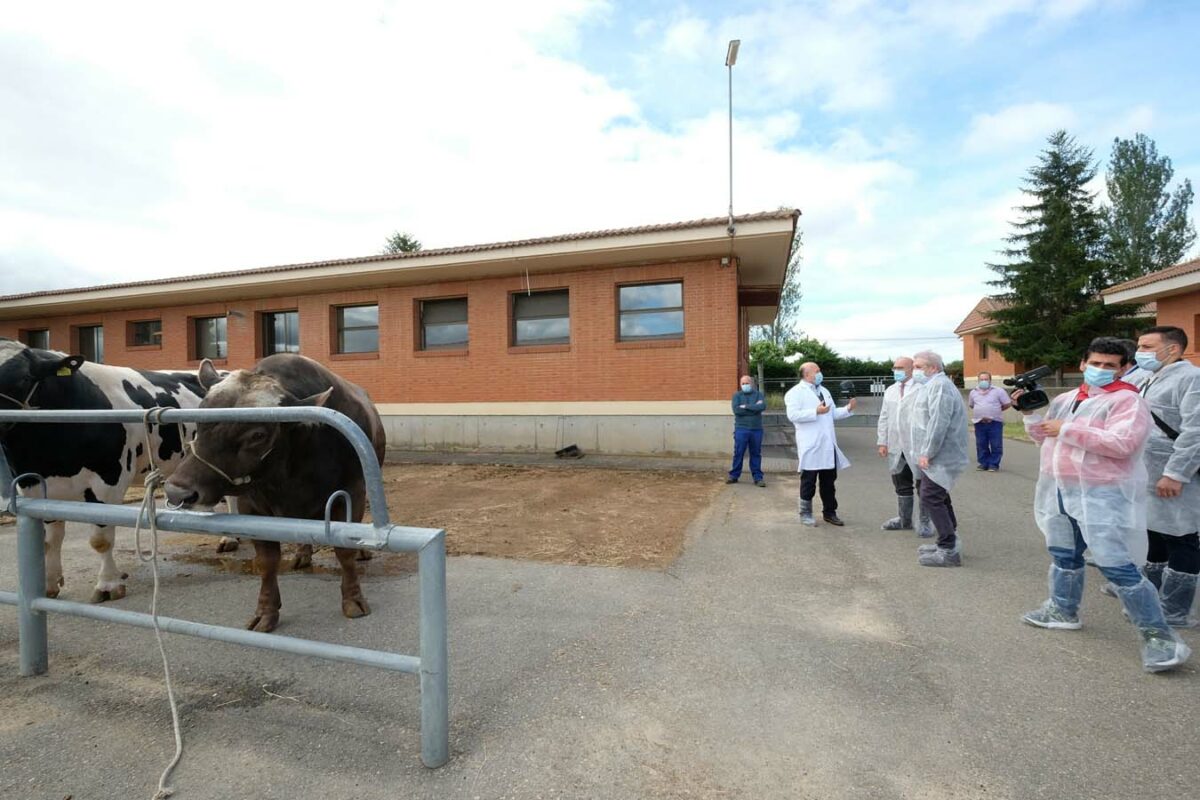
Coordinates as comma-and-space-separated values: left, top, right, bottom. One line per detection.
381, 414, 736, 457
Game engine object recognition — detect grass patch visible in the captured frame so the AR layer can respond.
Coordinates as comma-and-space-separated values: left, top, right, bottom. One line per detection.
1004, 421, 1033, 442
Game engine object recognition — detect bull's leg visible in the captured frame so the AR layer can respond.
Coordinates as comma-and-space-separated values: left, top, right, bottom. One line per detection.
290, 544, 314, 570
333, 547, 370, 619
248, 539, 282, 633
89, 525, 127, 603
44, 521, 67, 598
216, 536, 240, 553
356, 549, 373, 561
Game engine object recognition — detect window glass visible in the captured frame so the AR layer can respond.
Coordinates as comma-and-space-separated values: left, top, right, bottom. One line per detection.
21, 329, 49, 349
194, 316, 227, 359
130, 320, 161, 347
513, 290, 569, 346
617, 281, 683, 341
263, 311, 300, 354
78, 325, 104, 363
337, 305, 379, 353
421, 298, 468, 350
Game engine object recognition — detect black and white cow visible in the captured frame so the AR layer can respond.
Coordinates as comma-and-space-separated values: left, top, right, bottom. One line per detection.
0, 338, 207, 602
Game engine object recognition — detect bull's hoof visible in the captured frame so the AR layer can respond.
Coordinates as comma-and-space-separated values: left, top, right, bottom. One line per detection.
246, 613, 279, 633
356, 549, 374, 561
290, 550, 313, 570
342, 597, 371, 619
216, 537, 240, 553
89, 585, 127, 604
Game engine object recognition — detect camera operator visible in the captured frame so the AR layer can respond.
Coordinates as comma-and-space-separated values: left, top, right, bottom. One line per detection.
1110, 325, 1200, 628
1018, 336, 1190, 672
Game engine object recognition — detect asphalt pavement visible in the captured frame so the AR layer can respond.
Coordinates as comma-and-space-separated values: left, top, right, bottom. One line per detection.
0, 427, 1197, 799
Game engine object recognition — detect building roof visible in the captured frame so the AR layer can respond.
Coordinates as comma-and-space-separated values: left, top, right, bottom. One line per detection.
0, 210, 799, 322
1103, 256, 1200, 304
953, 296, 1008, 335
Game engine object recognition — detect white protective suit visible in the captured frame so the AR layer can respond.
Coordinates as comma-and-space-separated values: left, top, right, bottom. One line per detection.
910, 372, 969, 491
876, 378, 915, 475
897, 380, 926, 481
1140, 360, 1200, 536
785, 380, 852, 471
1025, 384, 1152, 567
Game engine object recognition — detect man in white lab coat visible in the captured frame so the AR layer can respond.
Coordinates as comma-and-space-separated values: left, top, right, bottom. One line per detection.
785, 361, 857, 526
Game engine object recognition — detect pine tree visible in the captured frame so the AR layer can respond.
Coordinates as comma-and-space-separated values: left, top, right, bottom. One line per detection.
988, 131, 1140, 373
1103, 133, 1196, 282
382, 231, 422, 254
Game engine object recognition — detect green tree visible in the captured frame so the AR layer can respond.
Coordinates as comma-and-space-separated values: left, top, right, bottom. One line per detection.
752, 228, 803, 346
1103, 133, 1196, 283
988, 130, 1141, 374
382, 231, 423, 254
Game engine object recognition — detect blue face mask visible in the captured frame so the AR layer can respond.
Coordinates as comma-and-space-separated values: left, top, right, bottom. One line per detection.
977, 380, 991, 390
892, 370, 907, 383
740, 384, 753, 393
1134, 351, 1164, 373
911, 369, 928, 384
813, 372, 824, 386
1083, 365, 1117, 388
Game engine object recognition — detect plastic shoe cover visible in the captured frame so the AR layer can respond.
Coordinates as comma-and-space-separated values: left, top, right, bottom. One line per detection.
918, 547, 961, 567
1113, 578, 1170, 631
916, 506, 935, 538
1139, 628, 1192, 673
1160, 567, 1198, 629
1049, 564, 1085, 618
1021, 599, 1082, 630
1143, 561, 1167, 591
919, 535, 962, 555
882, 496, 915, 530
799, 499, 816, 527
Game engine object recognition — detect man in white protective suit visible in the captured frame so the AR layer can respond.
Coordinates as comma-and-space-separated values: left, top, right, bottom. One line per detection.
1019, 336, 1190, 673
785, 361, 856, 527
877, 356, 921, 531
910, 351, 970, 566
1111, 325, 1200, 628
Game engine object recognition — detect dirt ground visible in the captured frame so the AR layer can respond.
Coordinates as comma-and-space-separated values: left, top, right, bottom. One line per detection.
3, 463, 725, 572
379, 463, 724, 568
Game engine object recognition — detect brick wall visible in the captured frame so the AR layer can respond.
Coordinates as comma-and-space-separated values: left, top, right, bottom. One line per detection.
2, 258, 742, 404
960, 331, 1020, 381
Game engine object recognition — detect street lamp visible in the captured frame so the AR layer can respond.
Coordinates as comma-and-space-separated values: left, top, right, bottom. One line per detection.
725, 39, 740, 238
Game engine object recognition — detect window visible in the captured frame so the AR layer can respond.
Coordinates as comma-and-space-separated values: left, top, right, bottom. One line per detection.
336, 304, 379, 354
513, 290, 570, 346
420, 298, 468, 350
262, 310, 300, 354
77, 325, 104, 363
617, 281, 683, 341
194, 316, 227, 360
20, 329, 49, 349
978, 339, 990, 360
128, 319, 162, 347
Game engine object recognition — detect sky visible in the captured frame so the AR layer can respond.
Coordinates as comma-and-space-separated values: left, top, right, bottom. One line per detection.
2, 0, 1199, 362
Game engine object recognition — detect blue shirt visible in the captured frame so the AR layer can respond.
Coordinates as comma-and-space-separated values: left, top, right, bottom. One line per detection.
732, 389, 766, 430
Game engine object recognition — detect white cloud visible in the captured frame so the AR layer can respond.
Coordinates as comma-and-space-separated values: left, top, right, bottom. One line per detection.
661, 16, 710, 60
962, 102, 1078, 155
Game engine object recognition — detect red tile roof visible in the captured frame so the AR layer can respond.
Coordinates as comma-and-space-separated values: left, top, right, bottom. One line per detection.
1103, 257, 1200, 295
0, 209, 800, 303
953, 296, 1008, 335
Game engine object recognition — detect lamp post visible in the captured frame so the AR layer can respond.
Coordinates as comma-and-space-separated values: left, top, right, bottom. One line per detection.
725, 39, 740, 238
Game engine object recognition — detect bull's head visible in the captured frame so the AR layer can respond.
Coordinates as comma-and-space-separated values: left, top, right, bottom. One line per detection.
163, 359, 332, 508
0, 338, 83, 420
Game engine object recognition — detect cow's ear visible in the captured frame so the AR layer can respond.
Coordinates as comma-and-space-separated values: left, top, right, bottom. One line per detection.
55, 355, 84, 377
198, 359, 222, 390
296, 386, 335, 407
31, 352, 83, 379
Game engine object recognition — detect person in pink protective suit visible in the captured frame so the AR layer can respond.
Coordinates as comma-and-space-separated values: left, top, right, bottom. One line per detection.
1017, 337, 1190, 673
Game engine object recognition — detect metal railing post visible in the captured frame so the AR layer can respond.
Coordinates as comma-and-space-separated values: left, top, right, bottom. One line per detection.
16, 513, 48, 676
418, 531, 449, 768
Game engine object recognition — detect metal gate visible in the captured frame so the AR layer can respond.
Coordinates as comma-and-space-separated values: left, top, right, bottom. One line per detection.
0, 406, 449, 768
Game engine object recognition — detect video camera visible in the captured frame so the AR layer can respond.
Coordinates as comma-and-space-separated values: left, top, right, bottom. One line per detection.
1003, 365, 1053, 411
838, 379, 859, 400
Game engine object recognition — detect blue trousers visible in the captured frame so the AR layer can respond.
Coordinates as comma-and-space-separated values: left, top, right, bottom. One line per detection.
1049, 491, 1142, 587
974, 420, 1004, 468
729, 428, 764, 482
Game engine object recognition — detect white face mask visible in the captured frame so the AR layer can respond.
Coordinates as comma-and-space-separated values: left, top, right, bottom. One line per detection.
740, 384, 753, 393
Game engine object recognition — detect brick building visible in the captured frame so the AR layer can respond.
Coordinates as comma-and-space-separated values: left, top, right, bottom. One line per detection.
1104, 256, 1200, 365
0, 210, 798, 456
953, 297, 1022, 387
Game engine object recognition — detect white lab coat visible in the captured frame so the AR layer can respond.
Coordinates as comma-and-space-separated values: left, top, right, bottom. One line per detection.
785, 381, 852, 472
876, 379, 914, 475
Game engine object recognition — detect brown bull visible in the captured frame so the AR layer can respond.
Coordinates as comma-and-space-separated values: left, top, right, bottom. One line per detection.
163, 354, 386, 632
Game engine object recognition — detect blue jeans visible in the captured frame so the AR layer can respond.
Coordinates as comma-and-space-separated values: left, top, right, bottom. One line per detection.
974, 420, 1004, 468
1049, 490, 1142, 587
729, 428, 763, 482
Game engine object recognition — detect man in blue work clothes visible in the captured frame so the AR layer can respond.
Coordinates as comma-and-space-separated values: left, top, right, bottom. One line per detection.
968, 371, 1012, 471
726, 374, 767, 487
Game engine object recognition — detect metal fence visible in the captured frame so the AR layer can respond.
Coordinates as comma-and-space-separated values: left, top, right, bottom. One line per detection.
0, 406, 449, 769
758, 375, 893, 401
